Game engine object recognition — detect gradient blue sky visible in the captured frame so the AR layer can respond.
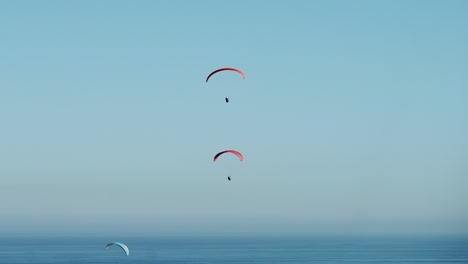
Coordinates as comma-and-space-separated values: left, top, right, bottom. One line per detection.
0, 0, 467, 237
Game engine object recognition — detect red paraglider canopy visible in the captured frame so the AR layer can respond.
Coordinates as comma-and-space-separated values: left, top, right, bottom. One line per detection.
213, 150, 243, 162
206, 68, 245, 83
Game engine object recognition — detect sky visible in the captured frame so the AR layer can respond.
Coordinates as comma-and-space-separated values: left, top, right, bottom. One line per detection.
0, 0, 467, 237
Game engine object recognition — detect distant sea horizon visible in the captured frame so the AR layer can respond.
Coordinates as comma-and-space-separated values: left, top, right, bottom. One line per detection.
1, 234, 467, 263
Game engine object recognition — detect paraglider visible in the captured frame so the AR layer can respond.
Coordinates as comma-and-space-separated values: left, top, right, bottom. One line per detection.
106, 242, 129, 256
214, 151, 242, 180
206, 68, 245, 103
213, 150, 243, 162
205, 68, 245, 83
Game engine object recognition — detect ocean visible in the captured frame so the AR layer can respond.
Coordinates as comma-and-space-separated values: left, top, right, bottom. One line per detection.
0, 236, 467, 263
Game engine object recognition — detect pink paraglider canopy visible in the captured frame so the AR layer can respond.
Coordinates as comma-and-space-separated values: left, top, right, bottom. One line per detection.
213, 150, 243, 162
206, 68, 245, 82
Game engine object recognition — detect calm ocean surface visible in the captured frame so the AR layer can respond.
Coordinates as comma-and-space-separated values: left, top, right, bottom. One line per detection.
0, 236, 467, 263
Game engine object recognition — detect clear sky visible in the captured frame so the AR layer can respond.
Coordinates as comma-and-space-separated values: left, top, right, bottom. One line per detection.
0, 0, 467, 237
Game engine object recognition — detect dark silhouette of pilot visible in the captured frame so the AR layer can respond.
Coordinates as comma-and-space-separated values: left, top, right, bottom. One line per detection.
227, 176, 231, 181
225, 97, 229, 103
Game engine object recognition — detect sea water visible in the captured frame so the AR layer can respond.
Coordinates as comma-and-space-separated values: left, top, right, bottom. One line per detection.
0, 236, 467, 263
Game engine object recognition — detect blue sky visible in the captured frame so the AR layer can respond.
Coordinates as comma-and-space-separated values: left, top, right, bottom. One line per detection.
0, 0, 467, 236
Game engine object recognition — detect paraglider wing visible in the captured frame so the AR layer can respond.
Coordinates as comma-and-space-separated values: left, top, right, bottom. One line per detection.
213, 150, 243, 162
206, 68, 245, 82
106, 242, 129, 256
